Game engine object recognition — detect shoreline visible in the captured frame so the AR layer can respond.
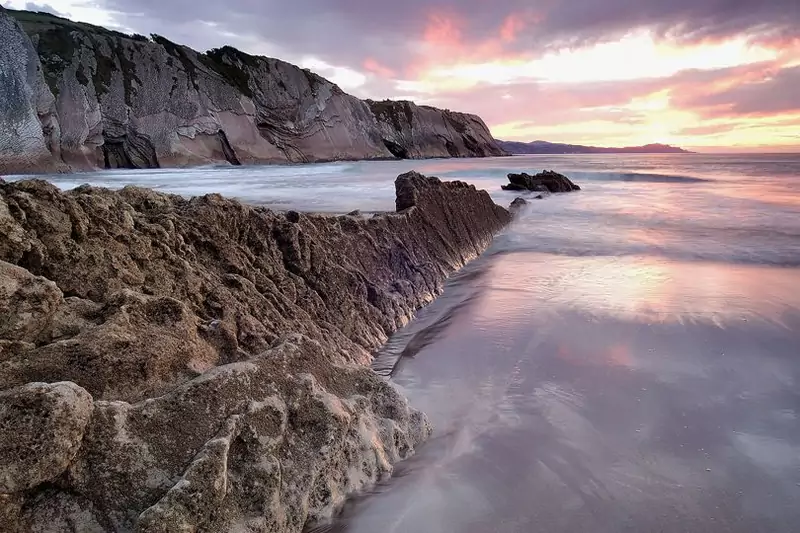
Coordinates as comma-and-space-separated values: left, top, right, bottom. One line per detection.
2, 153, 514, 180
0, 171, 512, 531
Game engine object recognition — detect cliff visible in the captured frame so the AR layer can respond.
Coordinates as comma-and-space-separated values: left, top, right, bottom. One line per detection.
0, 172, 511, 532
0, 8, 507, 174
368, 100, 507, 159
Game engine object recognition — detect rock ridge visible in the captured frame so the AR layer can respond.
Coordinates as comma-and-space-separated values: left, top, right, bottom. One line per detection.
0, 171, 511, 532
0, 8, 508, 174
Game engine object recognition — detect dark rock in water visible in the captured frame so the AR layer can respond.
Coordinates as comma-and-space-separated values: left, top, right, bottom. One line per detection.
510, 197, 528, 212
502, 170, 581, 193
0, 172, 510, 532
347, 209, 362, 216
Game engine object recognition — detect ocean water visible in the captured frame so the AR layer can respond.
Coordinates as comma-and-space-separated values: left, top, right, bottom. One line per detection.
10, 154, 800, 532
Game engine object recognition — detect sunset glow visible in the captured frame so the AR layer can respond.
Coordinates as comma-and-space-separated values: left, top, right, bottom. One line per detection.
10, 0, 799, 151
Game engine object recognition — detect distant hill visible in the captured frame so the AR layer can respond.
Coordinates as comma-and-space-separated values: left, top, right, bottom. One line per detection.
497, 140, 693, 154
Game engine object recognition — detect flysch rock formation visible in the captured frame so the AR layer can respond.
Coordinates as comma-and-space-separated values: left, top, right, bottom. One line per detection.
367, 100, 507, 159
0, 7, 508, 174
0, 171, 511, 532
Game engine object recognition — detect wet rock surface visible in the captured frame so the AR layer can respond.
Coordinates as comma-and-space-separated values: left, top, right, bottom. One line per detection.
0, 172, 510, 532
502, 171, 581, 193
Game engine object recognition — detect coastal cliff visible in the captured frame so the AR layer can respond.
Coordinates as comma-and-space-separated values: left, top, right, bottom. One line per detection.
368, 100, 507, 159
0, 172, 511, 532
0, 8, 507, 174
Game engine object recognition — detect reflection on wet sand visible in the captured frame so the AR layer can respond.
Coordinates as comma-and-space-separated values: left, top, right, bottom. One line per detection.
317, 251, 800, 533
482, 253, 799, 327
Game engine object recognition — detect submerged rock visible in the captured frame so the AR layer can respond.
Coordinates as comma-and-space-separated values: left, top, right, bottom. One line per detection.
510, 197, 528, 212
0, 172, 510, 532
502, 170, 581, 193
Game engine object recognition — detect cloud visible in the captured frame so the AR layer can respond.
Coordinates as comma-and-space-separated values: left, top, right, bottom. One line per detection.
675, 65, 800, 116
94, 0, 800, 73
22, 2, 63, 15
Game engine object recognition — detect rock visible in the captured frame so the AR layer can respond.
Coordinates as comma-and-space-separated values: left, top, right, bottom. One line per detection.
0, 261, 63, 343
0, 8, 507, 173
347, 209, 361, 216
509, 197, 528, 212
0, 381, 93, 493
502, 170, 581, 193
0, 172, 510, 531
0, 7, 65, 174
367, 100, 507, 159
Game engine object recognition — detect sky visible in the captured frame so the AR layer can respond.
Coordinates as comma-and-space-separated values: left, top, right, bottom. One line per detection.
6, 0, 800, 152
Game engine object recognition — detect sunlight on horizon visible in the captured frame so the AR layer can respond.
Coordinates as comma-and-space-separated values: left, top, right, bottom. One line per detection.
403, 31, 779, 92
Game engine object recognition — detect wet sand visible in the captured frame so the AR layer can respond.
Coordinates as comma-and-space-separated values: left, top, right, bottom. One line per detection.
315, 251, 800, 533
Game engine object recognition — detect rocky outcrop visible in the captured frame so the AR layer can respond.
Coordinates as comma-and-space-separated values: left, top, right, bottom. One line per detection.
0, 8, 507, 174
368, 100, 508, 159
0, 172, 511, 532
502, 170, 581, 193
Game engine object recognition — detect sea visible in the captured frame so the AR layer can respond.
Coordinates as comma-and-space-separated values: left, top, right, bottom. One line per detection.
10, 154, 800, 532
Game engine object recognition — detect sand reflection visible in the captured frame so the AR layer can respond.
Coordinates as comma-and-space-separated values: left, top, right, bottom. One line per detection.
477, 252, 799, 327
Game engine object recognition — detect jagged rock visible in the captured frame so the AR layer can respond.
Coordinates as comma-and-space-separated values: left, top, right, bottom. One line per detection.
0, 381, 93, 493
502, 170, 581, 193
0, 8, 507, 173
0, 172, 510, 532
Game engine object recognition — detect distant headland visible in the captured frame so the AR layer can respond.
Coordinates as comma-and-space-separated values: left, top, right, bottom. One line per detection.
498, 140, 693, 154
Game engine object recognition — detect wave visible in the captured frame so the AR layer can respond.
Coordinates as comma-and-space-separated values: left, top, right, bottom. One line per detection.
438, 168, 712, 185
568, 171, 711, 184
489, 237, 800, 268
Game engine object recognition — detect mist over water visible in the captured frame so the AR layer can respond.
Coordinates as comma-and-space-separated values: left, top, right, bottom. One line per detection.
12, 154, 800, 532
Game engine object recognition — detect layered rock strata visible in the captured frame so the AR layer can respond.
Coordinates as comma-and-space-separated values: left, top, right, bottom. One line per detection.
0, 171, 511, 532
0, 8, 507, 174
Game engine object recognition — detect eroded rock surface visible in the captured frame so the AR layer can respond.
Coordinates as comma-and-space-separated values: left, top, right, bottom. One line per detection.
0, 8, 507, 174
502, 170, 582, 193
0, 172, 510, 532
0, 381, 93, 493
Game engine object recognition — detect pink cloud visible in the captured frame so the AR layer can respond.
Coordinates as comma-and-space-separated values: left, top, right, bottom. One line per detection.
363, 57, 396, 78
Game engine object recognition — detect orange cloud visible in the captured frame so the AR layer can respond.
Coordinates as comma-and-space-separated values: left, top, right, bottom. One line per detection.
363, 57, 396, 78
408, 8, 527, 79
499, 11, 543, 43
500, 14, 525, 43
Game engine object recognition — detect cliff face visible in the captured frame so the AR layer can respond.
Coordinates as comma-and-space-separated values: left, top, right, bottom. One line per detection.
0, 11, 65, 173
0, 172, 511, 532
0, 8, 507, 174
369, 100, 508, 159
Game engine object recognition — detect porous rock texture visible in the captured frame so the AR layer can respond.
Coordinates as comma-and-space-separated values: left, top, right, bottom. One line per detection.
0, 171, 511, 532
0, 8, 507, 174
502, 170, 582, 193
